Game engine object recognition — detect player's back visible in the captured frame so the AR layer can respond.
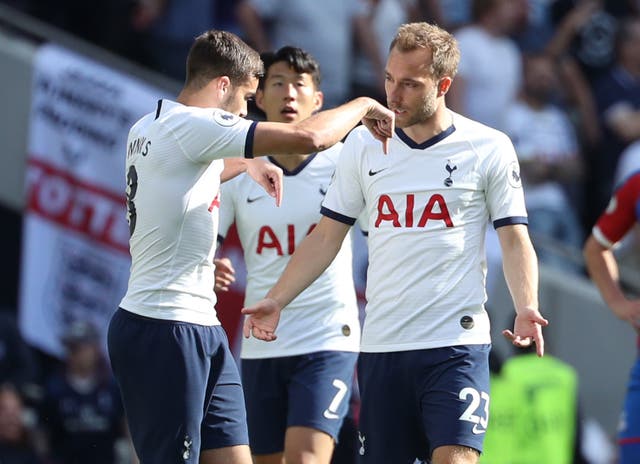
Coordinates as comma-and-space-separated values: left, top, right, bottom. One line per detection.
120, 100, 255, 325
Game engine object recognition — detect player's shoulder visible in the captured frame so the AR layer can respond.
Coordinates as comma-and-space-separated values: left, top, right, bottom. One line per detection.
617, 170, 640, 193
158, 99, 244, 130
316, 142, 343, 165
451, 111, 514, 151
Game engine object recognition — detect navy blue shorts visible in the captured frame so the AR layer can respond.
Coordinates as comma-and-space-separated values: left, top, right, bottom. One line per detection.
241, 351, 358, 455
108, 308, 248, 464
357, 345, 491, 463
619, 353, 640, 464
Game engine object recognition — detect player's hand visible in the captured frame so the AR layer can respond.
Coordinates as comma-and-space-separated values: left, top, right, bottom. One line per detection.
246, 159, 283, 206
361, 98, 395, 154
213, 257, 235, 292
502, 308, 549, 357
241, 298, 282, 341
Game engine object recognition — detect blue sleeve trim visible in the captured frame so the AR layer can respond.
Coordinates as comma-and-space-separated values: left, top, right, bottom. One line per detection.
320, 206, 357, 226
244, 121, 258, 159
493, 216, 528, 229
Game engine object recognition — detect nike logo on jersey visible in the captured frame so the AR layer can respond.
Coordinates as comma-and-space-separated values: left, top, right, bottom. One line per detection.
323, 409, 340, 420
246, 195, 266, 203
368, 168, 388, 176
319, 187, 327, 196
472, 424, 486, 435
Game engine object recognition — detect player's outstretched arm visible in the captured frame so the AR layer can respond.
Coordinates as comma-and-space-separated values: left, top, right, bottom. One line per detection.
251, 97, 394, 157
497, 224, 549, 356
583, 235, 640, 330
242, 216, 352, 341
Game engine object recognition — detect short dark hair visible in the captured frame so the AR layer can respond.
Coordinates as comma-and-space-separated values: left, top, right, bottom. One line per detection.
185, 30, 264, 90
258, 46, 322, 90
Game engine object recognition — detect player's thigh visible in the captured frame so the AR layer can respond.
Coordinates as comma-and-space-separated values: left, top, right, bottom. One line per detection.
201, 327, 249, 452
284, 426, 335, 464
357, 351, 427, 463
431, 445, 479, 464
200, 444, 252, 464
421, 344, 491, 457
107, 308, 212, 463
287, 351, 358, 442
618, 357, 640, 464
242, 357, 291, 455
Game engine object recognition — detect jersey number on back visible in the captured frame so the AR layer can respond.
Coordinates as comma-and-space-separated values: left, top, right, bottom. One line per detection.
126, 165, 138, 236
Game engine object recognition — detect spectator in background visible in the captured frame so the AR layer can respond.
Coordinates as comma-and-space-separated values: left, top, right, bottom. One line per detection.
591, 16, 640, 226
480, 347, 587, 464
0, 310, 39, 402
0, 383, 43, 464
131, 0, 224, 82
351, 0, 421, 104
447, 0, 523, 131
583, 171, 640, 464
40, 321, 128, 464
235, 0, 376, 108
547, 0, 640, 84
503, 52, 584, 271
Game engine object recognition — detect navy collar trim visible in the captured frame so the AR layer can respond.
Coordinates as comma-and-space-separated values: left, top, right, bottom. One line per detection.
395, 124, 456, 149
268, 153, 317, 176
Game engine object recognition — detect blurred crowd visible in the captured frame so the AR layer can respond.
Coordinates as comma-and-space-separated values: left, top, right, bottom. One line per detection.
7, 0, 637, 271
3, 0, 639, 274
1, 0, 640, 462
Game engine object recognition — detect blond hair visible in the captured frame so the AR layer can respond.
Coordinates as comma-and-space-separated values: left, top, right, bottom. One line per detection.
390, 22, 460, 79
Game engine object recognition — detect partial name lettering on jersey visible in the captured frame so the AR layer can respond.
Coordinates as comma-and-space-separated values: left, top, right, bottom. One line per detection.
127, 136, 151, 159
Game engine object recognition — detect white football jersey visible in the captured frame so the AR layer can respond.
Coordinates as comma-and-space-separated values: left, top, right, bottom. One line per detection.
219, 146, 361, 358
322, 112, 528, 353
120, 99, 258, 325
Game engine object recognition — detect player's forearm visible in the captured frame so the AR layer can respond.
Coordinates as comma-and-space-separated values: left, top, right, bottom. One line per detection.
266, 218, 347, 309
295, 97, 378, 152
499, 225, 540, 314
583, 236, 626, 308
221, 158, 249, 183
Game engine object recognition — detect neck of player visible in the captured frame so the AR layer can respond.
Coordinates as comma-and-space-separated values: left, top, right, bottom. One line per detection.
401, 103, 453, 144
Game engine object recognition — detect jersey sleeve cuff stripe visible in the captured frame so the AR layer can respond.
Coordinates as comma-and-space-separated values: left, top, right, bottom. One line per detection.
493, 216, 528, 229
592, 226, 615, 249
320, 206, 357, 225
244, 121, 258, 159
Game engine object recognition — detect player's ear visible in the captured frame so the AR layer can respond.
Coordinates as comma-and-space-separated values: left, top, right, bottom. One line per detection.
255, 88, 266, 112
215, 76, 232, 96
313, 90, 324, 112
437, 77, 452, 97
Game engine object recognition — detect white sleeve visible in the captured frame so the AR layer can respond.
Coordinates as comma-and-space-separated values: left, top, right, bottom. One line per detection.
167, 109, 258, 163
484, 133, 529, 228
320, 131, 366, 224
218, 177, 239, 240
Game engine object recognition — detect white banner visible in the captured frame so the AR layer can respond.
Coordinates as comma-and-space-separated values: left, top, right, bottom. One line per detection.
19, 44, 167, 357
